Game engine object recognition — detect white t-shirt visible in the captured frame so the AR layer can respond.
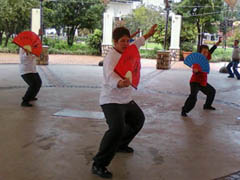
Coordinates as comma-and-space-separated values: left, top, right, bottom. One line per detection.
99, 37, 145, 105
232, 46, 240, 60
19, 48, 37, 75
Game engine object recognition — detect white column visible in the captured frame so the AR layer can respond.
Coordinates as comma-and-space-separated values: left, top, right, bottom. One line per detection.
31, 8, 41, 35
102, 12, 113, 46
170, 14, 182, 50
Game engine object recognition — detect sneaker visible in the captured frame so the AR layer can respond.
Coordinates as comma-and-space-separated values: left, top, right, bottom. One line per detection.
228, 76, 234, 78
117, 146, 134, 153
181, 111, 188, 117
203, 106, 216, 110
30, 97, 38, 101
92, 164, 112, 179
21, 101, 33, 107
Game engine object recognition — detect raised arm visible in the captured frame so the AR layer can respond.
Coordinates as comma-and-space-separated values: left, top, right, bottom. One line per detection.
209, 37, 222, 54
143, 24, 158, 40
130, 28, 140, 39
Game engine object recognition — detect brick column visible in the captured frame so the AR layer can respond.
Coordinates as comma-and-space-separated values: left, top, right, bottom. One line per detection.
170, 49, 180, 61
101, 44, 112, 57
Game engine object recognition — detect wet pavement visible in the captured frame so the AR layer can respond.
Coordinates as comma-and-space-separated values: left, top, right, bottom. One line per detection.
0, 59, 240, 180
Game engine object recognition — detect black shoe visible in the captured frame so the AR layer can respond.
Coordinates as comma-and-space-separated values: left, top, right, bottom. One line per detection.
203, 106, 216, 110
181, 111, 188, 117
117, 146, 134, 153
92, 164, 112, 179
228, 76, 234, 78
21, 101, 33, 107
30, 97, 38, 101
237, 78, 240, 80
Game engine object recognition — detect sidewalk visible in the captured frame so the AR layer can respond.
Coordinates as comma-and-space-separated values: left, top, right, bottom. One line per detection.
0, 53, 103, 65
0, 54, 240, 180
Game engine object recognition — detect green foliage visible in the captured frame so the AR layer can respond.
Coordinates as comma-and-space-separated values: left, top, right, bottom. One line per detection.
211, 47, 232, 62
0, 37, 19, 53
173, 0, 224, 49
180, 22, 197, 43
43, 0, 105, 46
226, 27, 240, 46
143, 42, 163, 50
0, 0, 39, 46
152, 20, 171, 49
181, 42, 195, 52
86, 29, 102, 55
124, 6, 164, 35
139, 48, 159, 59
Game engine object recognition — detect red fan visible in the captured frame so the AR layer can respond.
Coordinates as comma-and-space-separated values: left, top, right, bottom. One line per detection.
13, 31, 42, 57
114, 44, 141, 89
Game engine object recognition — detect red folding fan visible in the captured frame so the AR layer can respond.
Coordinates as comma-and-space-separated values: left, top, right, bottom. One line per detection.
13, 31, 42, 57
114, 44, 141, 89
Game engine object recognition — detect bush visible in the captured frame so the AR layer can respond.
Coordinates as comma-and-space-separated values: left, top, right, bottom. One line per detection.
0, 37, 19, 53
86, 29, 102, 55
0, 36, 100, 56
181, 42, 195, 52
211, 47, 232, 62
140, 48, 159, 59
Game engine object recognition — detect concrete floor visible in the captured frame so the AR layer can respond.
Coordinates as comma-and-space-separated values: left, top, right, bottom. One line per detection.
0, 61, 240, 180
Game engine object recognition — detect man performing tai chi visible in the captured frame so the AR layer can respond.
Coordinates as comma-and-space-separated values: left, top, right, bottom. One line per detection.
92, 24, 158, 179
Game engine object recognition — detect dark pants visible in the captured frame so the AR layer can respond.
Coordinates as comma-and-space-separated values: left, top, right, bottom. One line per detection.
21, 73, 42, 102
227, 60, 240, 79
182, 82, 216, 113
93, 101, 145, 167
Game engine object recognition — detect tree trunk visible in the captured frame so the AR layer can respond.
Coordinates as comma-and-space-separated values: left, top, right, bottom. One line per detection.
197, 19, 201, 52
4, 33, 11, 47
67, 27, 76, 46
0, 32, 3, 46
200, 25, 204, 46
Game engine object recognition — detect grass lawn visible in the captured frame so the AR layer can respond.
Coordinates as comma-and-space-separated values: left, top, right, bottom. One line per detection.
142, 42, 163, 50
211, 47, 233, 62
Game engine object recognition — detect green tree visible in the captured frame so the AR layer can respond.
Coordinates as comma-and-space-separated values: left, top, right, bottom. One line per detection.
0, 0, 38, 46
0, 18, 4, 45
124, 6, 164, 35
44, 0, 105, 46
152, 19, 171, 49
87, 29, 102, 55
173, 0, 224, 50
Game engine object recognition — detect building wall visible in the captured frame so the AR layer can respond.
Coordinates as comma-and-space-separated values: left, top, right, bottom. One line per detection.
105, 2, 135, 17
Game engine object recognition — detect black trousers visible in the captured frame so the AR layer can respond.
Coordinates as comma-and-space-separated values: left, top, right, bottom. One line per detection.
21, 73, 42, 102
93, 101, 145, 167
182, 82, 216, 113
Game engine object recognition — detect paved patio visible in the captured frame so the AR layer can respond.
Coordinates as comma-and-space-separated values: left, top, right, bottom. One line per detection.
0, 55, 240, 180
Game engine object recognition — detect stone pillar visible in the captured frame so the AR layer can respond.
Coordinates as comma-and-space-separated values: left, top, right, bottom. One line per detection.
170, 14, 182, 61
170, 49, 180, 62
37, 46, 49, 65
156, 51, 171, 70
102, 45, 113, 57
102, 12, 113, 57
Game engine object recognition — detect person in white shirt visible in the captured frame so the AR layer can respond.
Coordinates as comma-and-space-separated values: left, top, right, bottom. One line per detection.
19, 48, 42, 107
92, 24, 158, 179
227, 40, 240, 80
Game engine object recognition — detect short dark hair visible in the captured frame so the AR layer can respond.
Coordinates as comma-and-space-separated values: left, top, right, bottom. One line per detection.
112, 27, 130, 42
235, 40, 239, 44
199, 45, 209, 53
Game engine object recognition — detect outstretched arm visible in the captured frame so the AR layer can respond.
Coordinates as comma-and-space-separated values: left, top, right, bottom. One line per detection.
209, 37, 222, 54
130, 28, 140, 39
143, 24, 158, 40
